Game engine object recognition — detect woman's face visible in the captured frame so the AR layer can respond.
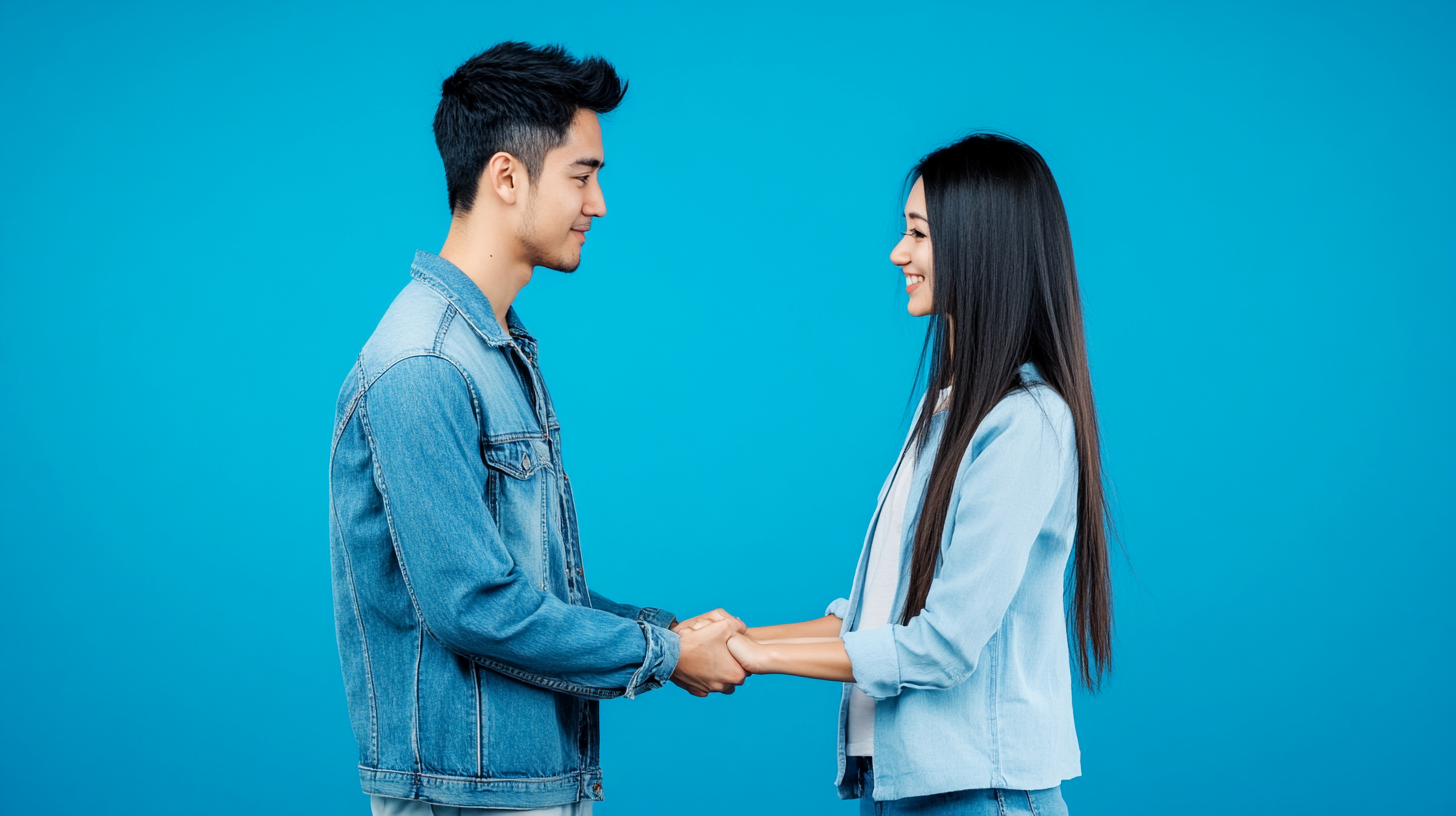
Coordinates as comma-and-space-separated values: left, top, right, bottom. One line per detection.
890, 177, 934, 317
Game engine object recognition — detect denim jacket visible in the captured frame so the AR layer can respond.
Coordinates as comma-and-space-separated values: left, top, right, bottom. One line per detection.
827, 365, 1082, 799
329, 251, 680, 809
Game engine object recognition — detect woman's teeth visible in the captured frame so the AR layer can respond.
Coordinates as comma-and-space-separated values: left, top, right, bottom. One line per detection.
906, 275, 925, 284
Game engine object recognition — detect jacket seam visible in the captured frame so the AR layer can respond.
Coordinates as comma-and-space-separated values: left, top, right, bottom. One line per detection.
331, 363, 379, 763
410, 268, 512, 348
433, 304, 457, 353
468, 655, 626, 700
359, 766, 598, 784
413, 626, 424, 777
472, 662, 482, 778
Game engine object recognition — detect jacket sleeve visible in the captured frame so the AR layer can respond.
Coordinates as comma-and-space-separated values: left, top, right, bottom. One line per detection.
361, 354, 678, 699
588, 590, 677, 630
842, 392, 1072, 699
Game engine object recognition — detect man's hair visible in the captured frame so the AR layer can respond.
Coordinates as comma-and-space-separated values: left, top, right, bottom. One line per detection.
434, 42, 626, 213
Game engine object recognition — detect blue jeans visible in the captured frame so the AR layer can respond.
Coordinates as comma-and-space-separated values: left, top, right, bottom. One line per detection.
858, 759, 1069, 815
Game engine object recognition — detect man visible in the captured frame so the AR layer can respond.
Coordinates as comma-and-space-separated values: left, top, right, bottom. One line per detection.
328, 42, 747, 815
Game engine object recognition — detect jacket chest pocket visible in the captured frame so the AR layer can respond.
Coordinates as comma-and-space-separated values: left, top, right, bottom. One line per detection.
481, 437, 554, 589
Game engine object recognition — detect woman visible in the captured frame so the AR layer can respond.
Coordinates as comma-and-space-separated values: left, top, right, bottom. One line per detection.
722, 133, 1113, 815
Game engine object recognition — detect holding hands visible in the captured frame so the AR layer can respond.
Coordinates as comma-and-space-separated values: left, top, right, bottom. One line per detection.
668, 611, 854, 697
668, 609, 748, 697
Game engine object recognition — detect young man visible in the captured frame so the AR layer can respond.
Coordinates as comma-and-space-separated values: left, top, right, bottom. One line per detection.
328, 42, 747, 815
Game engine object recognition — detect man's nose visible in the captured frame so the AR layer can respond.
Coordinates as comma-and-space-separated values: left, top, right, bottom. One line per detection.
584, 182, 607, 218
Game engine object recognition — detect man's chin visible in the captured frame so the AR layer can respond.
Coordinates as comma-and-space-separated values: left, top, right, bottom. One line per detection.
535, 252, 582, 274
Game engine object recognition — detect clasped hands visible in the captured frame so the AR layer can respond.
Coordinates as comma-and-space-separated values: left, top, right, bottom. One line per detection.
667, 609, 844, 696
667, 609, 753, 697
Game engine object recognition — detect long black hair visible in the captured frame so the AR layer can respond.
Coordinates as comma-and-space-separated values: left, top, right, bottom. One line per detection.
899, 133, 1114, 689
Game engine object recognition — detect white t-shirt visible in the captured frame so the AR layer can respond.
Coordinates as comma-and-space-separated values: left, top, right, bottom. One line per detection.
846, 436, 919, 757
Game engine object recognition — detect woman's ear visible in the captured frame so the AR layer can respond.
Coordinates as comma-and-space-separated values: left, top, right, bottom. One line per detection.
481, 151, 527, 206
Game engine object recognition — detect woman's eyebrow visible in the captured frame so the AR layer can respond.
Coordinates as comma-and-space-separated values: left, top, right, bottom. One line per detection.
906, 211, 928, 222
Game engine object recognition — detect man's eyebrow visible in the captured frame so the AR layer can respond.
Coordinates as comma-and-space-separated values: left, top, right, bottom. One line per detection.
906, 211, 928, 222
570, 157, 604, 169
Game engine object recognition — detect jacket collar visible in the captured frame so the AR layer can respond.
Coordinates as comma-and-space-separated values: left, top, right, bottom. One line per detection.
409, 250, 535, 349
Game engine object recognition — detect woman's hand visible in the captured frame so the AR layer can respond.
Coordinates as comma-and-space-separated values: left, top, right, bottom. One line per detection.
671, 608, 746, 635
727, 634, 766, 675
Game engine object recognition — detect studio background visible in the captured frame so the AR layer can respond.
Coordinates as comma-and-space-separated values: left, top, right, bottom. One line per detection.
2, 2, 1452, 814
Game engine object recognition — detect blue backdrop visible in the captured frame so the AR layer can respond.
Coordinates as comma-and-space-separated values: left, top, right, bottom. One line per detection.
2, 2, 1452, 814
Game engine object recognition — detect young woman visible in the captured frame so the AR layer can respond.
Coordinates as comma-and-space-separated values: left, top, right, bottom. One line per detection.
721, 134, 1113, 815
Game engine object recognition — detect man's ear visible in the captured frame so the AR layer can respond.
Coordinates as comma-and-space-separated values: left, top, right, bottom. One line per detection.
482, 151, 528, 206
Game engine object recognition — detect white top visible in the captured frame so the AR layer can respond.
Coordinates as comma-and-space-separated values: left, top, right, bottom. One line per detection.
846, 435, 919, 756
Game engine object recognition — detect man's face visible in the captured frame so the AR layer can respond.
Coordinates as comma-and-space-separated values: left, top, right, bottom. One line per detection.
518, 109, 606, 272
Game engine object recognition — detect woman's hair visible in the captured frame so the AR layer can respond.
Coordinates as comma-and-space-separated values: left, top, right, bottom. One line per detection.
900, 133, 1114, 689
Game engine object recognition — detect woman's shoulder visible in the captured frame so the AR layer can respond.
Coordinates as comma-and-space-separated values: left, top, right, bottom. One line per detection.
976, 379, 1075, 455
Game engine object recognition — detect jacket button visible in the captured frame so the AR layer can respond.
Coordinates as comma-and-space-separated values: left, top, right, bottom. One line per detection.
522, 453, 531, 469
576, 567, 583, 576
592, 782, 602, 795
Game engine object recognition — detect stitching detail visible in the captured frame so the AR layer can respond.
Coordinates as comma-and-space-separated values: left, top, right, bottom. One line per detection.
989, 628, 1005, 787
1026, 789, 1040, 816
330, 361, 378, 763
472, 662, 482, 778
413, 627, 424, 775
433, 304, 457, 353
468, 656, 624, 699
360, 766, 595, 784
410, 267, 512, 348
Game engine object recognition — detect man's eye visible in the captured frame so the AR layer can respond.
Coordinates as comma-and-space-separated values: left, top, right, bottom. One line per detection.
576, 176, 590, 185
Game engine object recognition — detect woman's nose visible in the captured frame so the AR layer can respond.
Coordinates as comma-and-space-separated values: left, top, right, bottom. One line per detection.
890, 238, 911, 266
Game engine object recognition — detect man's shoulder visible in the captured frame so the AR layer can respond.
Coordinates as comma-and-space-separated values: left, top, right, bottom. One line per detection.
358, 280, 472, 385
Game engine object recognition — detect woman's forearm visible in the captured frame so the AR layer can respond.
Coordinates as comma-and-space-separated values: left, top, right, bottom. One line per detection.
745, 614, 842, 642
730, 636, 856, 682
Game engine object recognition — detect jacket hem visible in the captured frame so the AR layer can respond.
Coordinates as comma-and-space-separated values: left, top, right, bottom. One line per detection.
360, 766, 603, 808
843, 765, 1081, 801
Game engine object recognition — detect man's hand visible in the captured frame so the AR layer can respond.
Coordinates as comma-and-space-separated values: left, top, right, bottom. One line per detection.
670, 618, 749, 697
671, 608, 746, 635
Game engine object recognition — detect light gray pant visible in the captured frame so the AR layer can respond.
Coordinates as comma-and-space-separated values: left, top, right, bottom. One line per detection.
371, 795, 593, 816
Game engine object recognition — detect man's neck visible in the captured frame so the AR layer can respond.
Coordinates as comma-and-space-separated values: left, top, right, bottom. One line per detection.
438, 215, 533, 336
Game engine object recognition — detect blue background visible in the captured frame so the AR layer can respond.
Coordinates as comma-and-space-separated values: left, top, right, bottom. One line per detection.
2, 2, 1452, 814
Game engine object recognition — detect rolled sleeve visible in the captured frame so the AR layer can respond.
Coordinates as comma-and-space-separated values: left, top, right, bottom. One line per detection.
624, 622, 680, 698
589, 589, 676, 630
842, 625, 902, 700
825, 598, 851, 619
636, 606, 678, 630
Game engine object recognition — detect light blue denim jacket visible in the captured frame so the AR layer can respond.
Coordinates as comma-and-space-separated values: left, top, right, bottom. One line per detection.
828, 365, 1081, 800
329, 251, 679, 809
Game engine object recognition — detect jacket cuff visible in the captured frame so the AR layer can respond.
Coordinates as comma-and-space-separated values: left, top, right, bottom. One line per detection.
635, 606, 677, 630
842, 625, 901, 700
623, 621, 680, 699
824, 598, 851, 619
